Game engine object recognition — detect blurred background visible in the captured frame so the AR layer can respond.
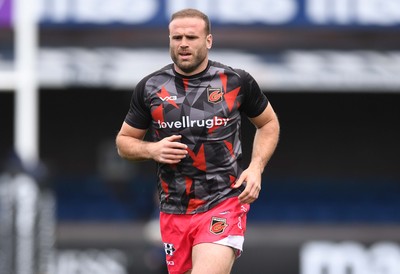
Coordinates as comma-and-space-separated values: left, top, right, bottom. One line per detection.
1, 0, 400, 273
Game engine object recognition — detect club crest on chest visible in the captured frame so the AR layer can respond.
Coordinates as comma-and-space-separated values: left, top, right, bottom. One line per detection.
207, 88, 224, 104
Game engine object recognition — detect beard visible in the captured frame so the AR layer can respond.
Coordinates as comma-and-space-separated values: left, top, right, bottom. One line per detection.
170, 48, 207, 75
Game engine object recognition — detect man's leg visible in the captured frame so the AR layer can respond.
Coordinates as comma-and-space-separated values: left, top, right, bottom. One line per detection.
189, 243, 235, 274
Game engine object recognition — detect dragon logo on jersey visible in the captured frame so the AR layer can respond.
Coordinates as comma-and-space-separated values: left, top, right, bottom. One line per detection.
207, 88, 224, 103
210, 217, 228, 235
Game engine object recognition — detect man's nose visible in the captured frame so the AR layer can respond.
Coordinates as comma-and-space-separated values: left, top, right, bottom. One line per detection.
179, 37, 189, 47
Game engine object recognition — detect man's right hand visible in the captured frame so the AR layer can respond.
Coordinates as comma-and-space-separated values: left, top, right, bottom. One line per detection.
149, 135, 188, 164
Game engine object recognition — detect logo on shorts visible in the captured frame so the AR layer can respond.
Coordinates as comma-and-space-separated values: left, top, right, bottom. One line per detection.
207, 88, 224, 103
210, 217, 228, 235
164, 243, 176, 256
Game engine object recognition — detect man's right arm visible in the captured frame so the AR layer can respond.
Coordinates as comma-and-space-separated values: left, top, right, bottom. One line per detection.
116, 122, 188, 164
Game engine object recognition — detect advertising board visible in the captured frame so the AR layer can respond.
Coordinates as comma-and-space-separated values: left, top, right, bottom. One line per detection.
37, 0, 400, 28
54, 223, 400, 274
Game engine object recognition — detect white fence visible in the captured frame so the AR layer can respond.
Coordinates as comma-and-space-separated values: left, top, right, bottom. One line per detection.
0, 173, 55, 274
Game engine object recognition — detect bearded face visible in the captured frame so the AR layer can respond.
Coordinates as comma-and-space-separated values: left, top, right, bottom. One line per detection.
169, 17, 212, 76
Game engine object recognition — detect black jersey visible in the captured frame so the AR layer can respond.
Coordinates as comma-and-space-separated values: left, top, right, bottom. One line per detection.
125, 60, 268, 214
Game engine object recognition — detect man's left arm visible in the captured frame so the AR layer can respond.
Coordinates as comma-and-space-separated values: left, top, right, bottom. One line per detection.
233, 103, 280, 204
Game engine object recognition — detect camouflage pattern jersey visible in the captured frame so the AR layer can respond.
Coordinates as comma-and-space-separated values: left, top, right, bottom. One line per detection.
125, 60, 269, 214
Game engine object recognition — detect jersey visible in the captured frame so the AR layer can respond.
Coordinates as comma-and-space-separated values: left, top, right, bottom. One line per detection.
124, 60, 268, 214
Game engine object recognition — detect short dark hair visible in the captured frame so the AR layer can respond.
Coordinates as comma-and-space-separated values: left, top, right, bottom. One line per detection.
170, 8, 211, 34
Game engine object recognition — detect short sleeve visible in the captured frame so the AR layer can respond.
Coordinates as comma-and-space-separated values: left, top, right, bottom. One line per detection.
238, 70, 269, 118
124, 79, 152, 129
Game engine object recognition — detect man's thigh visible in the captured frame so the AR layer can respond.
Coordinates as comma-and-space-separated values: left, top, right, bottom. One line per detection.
191, 243, 235, 274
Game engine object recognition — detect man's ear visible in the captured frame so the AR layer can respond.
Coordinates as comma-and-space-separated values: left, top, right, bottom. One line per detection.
207, 34, 213, 49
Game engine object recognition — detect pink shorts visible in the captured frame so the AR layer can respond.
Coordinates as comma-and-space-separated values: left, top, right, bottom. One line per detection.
160, 197, 250, 274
